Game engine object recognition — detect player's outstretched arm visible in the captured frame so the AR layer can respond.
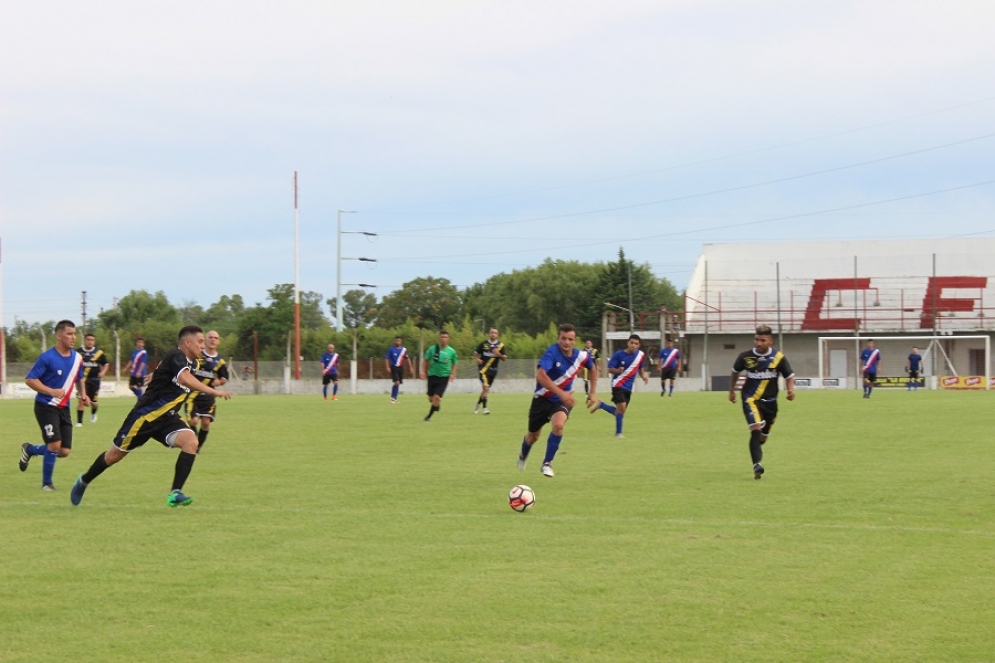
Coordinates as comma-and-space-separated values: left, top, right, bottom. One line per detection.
178, 369, 232, 400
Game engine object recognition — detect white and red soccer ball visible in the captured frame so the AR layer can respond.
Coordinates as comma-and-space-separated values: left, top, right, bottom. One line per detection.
509, 484, 535, 512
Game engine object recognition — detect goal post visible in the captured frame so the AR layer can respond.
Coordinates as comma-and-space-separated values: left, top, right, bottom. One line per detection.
816, 335, 991, 390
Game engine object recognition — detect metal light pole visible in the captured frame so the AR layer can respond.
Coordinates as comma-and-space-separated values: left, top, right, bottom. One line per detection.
336, 210, 357, 332
293, 172, 301, 379
336, 211, 377, 332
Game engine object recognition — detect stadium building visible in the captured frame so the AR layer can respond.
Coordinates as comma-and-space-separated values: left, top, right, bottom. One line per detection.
606, 239, 995, 391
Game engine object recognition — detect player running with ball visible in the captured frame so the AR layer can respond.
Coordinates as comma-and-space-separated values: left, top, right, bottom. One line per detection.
516, 324, 597, 478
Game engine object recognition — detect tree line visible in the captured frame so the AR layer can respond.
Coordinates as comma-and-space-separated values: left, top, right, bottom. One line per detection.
4, 250, 681, 365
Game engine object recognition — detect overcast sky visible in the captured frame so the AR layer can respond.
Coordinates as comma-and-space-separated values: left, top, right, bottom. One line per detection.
2, 1, 993, 326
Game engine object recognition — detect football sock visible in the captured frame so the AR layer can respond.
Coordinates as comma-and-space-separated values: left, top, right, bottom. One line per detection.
77, 410, 84, 424
81, 452, 111, 484
333, 384, 339, 396
598, 402, 616, 415
749, 429, 763, 464
92, 404, 99, 415
520, 438, 532, 460
172, 451, 197, 491
323, 385, 328, 398
481, 398, 488, 408
669, 385, 674, 395
542, 433, 562, 464
391, 385, 399, 399
28, 444, 46, 457
197, 429, 209, 450
426, 405, 439, 420
42, 449, 57, 484
615, 413, 624, 435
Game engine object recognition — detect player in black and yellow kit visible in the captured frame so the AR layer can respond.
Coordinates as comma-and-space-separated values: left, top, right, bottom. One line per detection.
728, 325, 795, 480
473, 327, 507, 414
71, 325, 232, 507
185, 329, 229, 452
76, 333, 109, 426
582, 339, 600, 395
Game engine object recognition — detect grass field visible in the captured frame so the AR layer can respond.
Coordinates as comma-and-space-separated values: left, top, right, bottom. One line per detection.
2, 387, 994, 662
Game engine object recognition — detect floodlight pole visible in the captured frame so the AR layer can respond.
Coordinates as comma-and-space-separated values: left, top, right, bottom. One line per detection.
336, 210, 357, 332
293, 172, 301, 380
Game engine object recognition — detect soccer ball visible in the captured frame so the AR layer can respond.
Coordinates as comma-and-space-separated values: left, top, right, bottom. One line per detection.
509, 484, 535, 512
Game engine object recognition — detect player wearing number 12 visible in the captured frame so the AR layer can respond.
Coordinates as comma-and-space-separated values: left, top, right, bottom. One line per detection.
590, 333, 648, 438
19, 320, 89, 491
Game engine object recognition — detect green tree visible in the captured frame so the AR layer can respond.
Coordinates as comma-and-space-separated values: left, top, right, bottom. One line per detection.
97, 290, 179, 329
584, 248, 682, 329
469, 259, 602, 336
201, 294, 246, 337
375, 276, 462, 330
235, 284, 331, 360
327, 289, 379, 329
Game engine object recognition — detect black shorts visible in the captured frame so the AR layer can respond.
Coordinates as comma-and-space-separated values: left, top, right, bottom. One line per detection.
427, 375, 450, 398
188, 393, 217, 420
742, 397, 777, 433
322, 373, 339, 385
390, 366, 405, 383
863, 371, 877, 383
908, 370, 920, 379
83, 380, 101, 400
479, 368, 499, 387
611, 387, 632, 405
129, 376, 145, 388
34, 401, 73, 448
660, 368, 677, 381
528, 397, 571, 433
113, 409, 191, 453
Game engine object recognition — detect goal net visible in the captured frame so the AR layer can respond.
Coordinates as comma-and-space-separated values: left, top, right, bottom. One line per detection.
816, 335, 991, 390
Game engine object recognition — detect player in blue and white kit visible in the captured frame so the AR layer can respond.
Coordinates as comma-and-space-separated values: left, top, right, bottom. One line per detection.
122, 338, 148, 398
321, 343, 340, 400
906, 346, 923, 392
384, 336, 413, 403
516, 324, 597, 478
590, 334, 648, 438
658, 338, 681, 396
19, 320, 89, 491
861, 339, 881, 398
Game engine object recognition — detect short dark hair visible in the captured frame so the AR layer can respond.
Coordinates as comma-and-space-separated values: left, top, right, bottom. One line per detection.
628, 334, 641, 341
395, 336, 403, 341
439, 329, 450, 336
84, 333, 96, 340
755, 325, 773, 336
558, 323, 576, 334
55, 320, 76, 333
178, 325, 203, 341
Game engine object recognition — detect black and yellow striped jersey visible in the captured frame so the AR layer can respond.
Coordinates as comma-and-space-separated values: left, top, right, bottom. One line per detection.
79, 347, 109, 382
732, 348, 794, 401
191, 351, 229, 386
474, 340, 506, 374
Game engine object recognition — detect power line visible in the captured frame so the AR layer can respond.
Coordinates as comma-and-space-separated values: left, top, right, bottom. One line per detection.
361, 95, 995, 215
374, 131, 995, 235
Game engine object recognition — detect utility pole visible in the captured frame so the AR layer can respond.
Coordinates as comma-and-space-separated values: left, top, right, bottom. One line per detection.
81, 290, 88, 332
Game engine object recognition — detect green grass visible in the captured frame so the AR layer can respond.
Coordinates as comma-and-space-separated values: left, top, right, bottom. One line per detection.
2, 388, 994, 662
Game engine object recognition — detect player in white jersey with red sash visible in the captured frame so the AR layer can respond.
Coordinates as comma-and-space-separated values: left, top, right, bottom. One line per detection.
19, 320, 89, 491
589, 334, 649, 438
516, 324, 597, 478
